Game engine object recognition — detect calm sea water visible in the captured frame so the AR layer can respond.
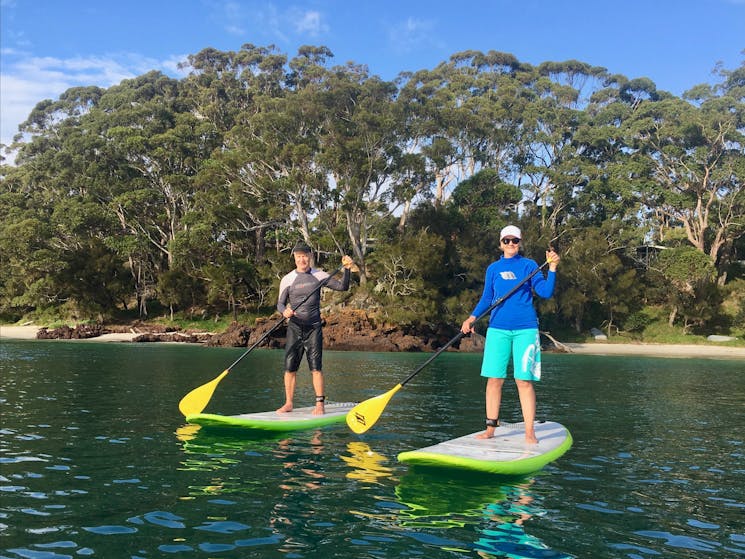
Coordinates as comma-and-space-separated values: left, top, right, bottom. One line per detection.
1, 340, 744, 558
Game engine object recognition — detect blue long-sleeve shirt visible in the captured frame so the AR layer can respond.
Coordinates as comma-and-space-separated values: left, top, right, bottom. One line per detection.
470, 254, 556, 330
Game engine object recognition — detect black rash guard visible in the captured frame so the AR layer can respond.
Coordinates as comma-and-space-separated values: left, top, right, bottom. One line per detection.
277, 268, 350, 325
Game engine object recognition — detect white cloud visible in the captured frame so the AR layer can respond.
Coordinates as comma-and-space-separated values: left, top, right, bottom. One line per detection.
388, 17, 441, 55
0, 52, 189, 149
207, 1, 329, 45
291, 10, 328, 37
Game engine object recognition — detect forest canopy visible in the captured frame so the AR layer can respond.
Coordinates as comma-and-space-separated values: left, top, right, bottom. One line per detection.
1, 45, 743, 338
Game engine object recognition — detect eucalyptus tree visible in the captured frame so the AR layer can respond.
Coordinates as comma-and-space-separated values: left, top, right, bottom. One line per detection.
398, 51, 533, 212
232, 46, 332, 251
175, 45, 299, 311
180, 45, 283, 132
566, 74, 668, 238
516, 60, 609, 235
396, 65, 461, 213
314, 63, 404, 282
91, 71, 222, 315
623, 62, 745, 282
460, 51, 533, 177
450, 168, 522, 236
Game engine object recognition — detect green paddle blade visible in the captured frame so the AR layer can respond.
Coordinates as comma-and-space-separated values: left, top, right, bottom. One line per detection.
346, 384, 403, 434
178, 369, 230, 417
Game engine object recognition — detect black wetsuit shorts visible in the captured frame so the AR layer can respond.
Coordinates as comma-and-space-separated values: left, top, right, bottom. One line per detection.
284, 319, 323, 372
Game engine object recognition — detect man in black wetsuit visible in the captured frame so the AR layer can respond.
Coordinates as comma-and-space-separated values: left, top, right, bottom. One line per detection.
276, 242, 356, 415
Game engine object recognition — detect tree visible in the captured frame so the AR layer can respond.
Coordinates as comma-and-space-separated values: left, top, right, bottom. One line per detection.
651, 246, 718, 331
316, 64, 403, 283
624, 63, 745, 282
553, 225, 640, 334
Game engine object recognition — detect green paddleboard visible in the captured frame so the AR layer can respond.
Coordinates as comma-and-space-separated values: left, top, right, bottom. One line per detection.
186, 401, 356, 432
398, 420, 572, 475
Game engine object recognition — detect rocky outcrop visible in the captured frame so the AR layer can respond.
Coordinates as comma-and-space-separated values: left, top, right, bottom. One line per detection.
205, 309, 481, 353
132, 332, 212, 343
36, 322, 211, 344
37, 324, 109, 339
323, 309, 428, 352
33, 310, 487, 352
207, 321, 255, 347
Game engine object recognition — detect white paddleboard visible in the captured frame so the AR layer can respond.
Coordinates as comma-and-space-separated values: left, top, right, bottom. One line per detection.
398, 420, 572, 475
186, 402, 357, 432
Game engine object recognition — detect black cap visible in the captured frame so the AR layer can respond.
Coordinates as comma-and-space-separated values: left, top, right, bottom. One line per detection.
292, 242, 312, 254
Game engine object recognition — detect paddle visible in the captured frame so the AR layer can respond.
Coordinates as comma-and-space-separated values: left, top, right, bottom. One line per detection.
346, 260, 550, 434
178, 264, 346, 417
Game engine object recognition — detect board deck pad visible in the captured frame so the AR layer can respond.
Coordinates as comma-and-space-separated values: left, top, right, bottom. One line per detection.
186, 401, 357, 431
397, 421, 572, 475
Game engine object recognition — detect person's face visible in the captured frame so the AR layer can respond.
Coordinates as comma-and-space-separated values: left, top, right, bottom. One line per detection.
293, 250, 311, 272
500, 236, 520, 256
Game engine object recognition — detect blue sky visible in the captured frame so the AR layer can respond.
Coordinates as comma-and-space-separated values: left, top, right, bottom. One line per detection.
1, 0, 743, 149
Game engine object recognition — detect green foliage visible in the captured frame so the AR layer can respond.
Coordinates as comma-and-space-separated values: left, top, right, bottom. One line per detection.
1, 47, 742, 339
157, 270, 202, 319
366, 230, 452, 326
552, 225, 642, 333
623, 308, 655, 333
450, 169, 522, 231
723, 279, 745, 330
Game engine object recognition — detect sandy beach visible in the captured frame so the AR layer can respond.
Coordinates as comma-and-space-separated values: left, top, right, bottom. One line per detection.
563, 342, 745, 359
2, 324, 745, 359
0, 325, 138, 343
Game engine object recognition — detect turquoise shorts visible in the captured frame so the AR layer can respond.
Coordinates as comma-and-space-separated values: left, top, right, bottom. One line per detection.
481, 328, 541, 381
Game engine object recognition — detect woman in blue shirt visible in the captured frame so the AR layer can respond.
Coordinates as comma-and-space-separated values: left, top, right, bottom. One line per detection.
460, 225, 560, 443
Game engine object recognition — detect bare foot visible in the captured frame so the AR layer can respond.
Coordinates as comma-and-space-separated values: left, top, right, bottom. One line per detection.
475, 428, 495, 439
525, 435, 538, 445
276, 403, 293, 413
312, 402, 325, 415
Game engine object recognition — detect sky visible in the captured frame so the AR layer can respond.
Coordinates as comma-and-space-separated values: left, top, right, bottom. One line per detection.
1, 0, 743, 150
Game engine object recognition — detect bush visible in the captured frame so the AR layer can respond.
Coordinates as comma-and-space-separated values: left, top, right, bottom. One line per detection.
623, 309, 654, 333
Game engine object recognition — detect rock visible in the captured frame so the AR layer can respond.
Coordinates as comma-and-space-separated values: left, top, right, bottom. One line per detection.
37, 323, 108, 339
707, 335, 737, 342
201, 309, 464, 352
590, 327, 608, 340
207, 321, 254, 347
458, 332, 485, 352
133, 332, 210, 343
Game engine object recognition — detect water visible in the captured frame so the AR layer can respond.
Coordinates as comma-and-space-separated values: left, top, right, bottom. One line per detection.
1, 340, 744, 558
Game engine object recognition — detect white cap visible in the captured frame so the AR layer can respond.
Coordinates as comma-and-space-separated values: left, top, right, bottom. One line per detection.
500, 225, 521, 240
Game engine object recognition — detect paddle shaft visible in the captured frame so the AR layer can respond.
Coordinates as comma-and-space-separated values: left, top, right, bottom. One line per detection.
225, 264, 346, 372
398, 260, 550, 388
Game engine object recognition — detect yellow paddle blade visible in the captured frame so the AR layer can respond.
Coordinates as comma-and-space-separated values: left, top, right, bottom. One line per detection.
346, 384, 403, 434
178, 369, 230, 417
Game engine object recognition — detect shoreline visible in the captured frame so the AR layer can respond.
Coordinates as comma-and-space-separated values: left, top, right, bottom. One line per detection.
0, 325, 140, 343
2, 325, 745, 359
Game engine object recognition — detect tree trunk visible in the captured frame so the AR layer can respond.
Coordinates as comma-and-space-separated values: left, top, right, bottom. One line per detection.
668, 306, 677, 327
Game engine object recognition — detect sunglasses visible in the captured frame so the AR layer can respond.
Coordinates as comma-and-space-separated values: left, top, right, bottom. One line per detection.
501, 238, 521, 245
